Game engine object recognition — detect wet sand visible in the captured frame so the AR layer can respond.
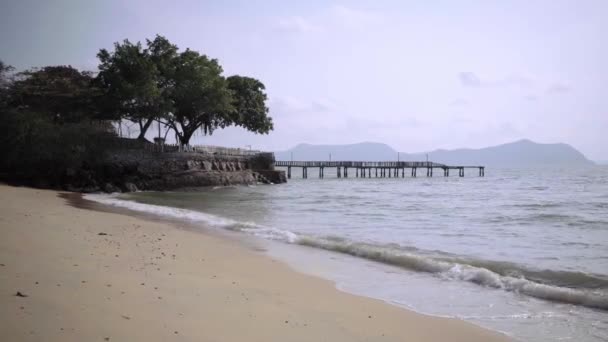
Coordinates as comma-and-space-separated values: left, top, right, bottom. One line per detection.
0, 185, 511, 341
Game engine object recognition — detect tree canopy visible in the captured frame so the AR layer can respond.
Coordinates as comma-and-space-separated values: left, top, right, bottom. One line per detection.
96, 40, 162, 139
96, 35, 274, 146
167, 49, 233, 146
226, 75, 273, 134
1, 34, 275, 149
0, 60, 13, 108
8, 65, 105, 124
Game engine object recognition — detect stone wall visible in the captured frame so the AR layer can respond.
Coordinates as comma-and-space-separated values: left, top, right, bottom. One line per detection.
63, 150, 286, 193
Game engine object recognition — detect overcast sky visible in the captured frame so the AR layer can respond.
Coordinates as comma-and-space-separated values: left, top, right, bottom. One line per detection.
1, 0, 606, 159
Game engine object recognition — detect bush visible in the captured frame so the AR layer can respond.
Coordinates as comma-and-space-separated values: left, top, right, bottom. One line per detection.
0, 109, 116, 187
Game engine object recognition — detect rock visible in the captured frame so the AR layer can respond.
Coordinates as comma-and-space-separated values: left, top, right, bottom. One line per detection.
65, 184, 81, 192
122, 182, 138, 192
254, 170, 287, 184
103, 183, 121, 193
15, 291, 28, 297
185, 160, 199, 170
82, 185, 101, 193
14, 148, 285, 192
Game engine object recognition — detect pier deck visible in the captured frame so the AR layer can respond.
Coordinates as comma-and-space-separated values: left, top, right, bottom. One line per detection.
274, 161, 485, 178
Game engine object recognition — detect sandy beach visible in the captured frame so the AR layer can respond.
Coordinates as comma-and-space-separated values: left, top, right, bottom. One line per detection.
0, 184, 511, 342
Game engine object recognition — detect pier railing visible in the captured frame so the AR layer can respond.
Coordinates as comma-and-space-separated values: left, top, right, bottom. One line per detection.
275, 160, 485, 178
109, 138, 263, 157
275, 161, 446, 168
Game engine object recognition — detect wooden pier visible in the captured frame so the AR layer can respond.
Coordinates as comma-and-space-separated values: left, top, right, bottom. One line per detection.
274, 161, 485, 179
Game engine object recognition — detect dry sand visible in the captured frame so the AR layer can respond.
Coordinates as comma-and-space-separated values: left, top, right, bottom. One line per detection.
0, 184, 511, 341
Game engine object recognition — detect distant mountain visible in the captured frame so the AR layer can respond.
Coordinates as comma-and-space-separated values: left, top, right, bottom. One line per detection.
275, 140, 594, 167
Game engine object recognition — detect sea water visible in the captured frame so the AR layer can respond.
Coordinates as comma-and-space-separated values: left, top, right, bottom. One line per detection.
86, 166, 608, 341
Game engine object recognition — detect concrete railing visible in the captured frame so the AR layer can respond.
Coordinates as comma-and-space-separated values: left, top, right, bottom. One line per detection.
109, 138, 264, 157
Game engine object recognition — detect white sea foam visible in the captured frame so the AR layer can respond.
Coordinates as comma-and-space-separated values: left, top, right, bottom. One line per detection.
84, 193, 608, 311
84, 194, 298, 243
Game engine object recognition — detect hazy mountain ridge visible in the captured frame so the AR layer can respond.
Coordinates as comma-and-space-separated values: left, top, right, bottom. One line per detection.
275, 139, 594, 167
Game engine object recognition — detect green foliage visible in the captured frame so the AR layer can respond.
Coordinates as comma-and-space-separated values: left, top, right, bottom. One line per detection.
0, 60, 13, 86
0, 60, 13, 108
167, 49, 234, 145
96, 35, 275, 146
226, 75, 273, 134
8, 66, 106, 123
97, 40, 163, 138
0, 109, 115, 185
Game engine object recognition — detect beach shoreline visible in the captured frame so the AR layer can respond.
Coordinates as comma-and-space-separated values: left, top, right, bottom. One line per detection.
0, 184, 511, 341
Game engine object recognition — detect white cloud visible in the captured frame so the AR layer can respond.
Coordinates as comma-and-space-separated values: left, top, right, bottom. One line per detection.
329, 5, 383, 27
270, 96, 337, 115
524, 94, 539, 101
273, 5, 383, 34
275, 16, 321, 33
449, 98, 470, 107
547, 83, 571, 94
458, 72, 534, 88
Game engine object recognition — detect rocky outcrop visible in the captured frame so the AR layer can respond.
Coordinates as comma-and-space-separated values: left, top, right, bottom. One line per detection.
61, 150, 285, 193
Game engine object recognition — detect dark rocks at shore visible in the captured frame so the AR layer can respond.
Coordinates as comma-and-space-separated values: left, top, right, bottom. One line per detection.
1, 148, 286, 193
58, 151, 286, 193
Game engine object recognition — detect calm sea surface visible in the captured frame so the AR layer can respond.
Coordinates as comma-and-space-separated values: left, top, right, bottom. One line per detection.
88, 166, 608, 341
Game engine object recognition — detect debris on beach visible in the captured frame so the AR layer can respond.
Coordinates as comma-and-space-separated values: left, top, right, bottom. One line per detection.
98, 232, 108, 236
15, 291, 28, 297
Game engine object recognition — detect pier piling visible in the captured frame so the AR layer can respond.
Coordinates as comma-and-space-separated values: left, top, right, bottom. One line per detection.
275, 161, 484, 180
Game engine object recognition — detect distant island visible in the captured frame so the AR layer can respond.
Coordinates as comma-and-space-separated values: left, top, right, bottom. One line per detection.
276, 139, 595, 167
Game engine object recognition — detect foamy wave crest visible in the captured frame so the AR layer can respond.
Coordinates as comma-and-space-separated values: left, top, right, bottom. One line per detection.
295, 237, 608, 311
84, 194, 608, 311
84, 194, 298, 243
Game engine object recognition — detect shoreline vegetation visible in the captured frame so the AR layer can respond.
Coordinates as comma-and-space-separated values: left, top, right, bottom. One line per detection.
0, 35, 276, 192
0, 184, 511, 341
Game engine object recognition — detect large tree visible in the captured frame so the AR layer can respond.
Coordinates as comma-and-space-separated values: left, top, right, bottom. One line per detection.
0, 60, 13, 85
8, 65, 104, 124
166, 49, 233, 147
226, 75, 273, 134
0, 60, 14, 108
96, 40, 161, 140
97, 35, 275, 147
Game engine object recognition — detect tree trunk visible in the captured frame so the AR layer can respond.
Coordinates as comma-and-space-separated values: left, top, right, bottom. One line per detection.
178, 128, 196, 150
136, 118, 154, 141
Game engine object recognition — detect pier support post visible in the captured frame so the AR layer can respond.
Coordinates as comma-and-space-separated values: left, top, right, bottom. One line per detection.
459, 168, 464, 177
337, 167, 341, 178
412, 167, 417, 177
288, 166, 291, 179
344, 167, 348, 178
356, 168, 359, 178
375, 168, 378, 177
302, 167, 307, 179
402, 168, 405, 178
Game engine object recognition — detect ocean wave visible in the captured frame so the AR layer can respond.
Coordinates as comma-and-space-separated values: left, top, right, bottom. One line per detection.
84, 194, 608, 311
299, 237, 608, 310
84, 194, 298, 243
